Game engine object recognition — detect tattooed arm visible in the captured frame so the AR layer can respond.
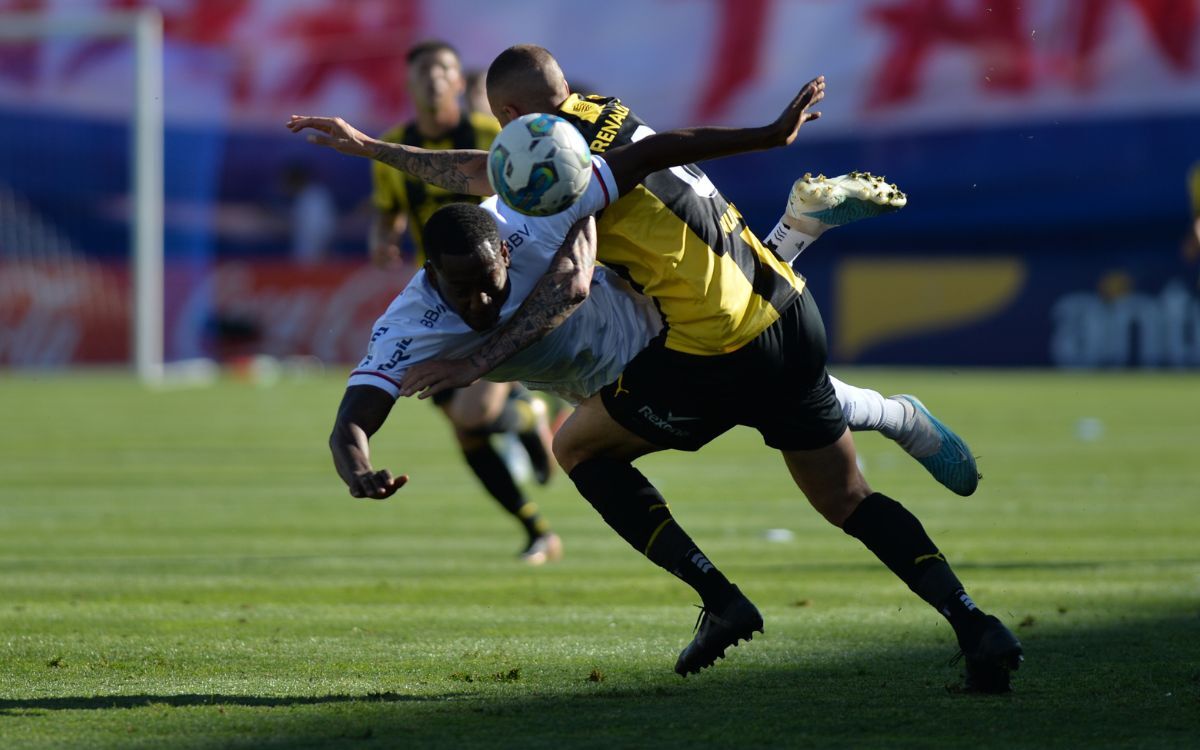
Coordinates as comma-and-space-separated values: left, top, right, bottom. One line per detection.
287, 115, 492, 196
396, 216, 597, 399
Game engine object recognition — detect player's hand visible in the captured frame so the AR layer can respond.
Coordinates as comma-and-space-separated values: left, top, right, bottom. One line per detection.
398, 357, 484, 399
770, 76, 825, 147
347, 469, 408, 500
287, 115, 376, 158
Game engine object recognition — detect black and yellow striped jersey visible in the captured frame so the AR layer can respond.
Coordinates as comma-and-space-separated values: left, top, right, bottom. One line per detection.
372, 111, 501, 262
557, 93, 804, 356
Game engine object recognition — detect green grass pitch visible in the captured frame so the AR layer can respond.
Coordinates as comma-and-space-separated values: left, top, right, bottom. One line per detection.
1, 369, 1197, 749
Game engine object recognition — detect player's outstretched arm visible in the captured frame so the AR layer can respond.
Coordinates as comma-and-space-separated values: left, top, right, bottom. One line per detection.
329, 386, 409, 499
397, 216, 598, 399
287, 115, 492, 196
604, 75, 825, 194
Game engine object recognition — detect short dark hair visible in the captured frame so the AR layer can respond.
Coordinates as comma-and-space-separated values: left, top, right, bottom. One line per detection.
406, 39, 459, 66
486, 44, 554, 90
423, 203, 501, 268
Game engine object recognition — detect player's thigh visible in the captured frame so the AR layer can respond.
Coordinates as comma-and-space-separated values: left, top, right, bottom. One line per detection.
553, 394, 662, 472
742, 289, 845, 450
443, 381, 512, 430
595, 344, 735, 452
781, 427, 873, 528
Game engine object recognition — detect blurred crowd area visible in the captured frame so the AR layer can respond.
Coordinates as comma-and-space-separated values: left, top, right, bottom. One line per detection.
1, 0, 1199, 368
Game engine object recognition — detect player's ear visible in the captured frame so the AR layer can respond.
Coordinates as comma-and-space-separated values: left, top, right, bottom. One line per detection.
499, 241, 511, 267
497, 104, 521, 125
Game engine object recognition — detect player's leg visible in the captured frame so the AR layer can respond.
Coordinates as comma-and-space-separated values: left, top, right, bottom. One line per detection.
559, 357, 763, 677
507, 384, 555, 485
781, 432, 1021, 692
755, 290, 1020, 691
555, 394, 761, 675
761, 171, 907, 266
829, 375, 980, 496
442, 381, 560, 563
755, 173, 977, 495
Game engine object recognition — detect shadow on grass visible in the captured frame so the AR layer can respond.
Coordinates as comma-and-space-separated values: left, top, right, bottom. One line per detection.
0, 691, 461, 713
739, 557, 1200, 575
3, 614, 1197, 749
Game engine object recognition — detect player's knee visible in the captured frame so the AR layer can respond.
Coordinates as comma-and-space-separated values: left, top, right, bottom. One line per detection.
551, 433, 582, 474
805, 476, 872, 528
454, 428, 489, 452
551, 428, 602, 474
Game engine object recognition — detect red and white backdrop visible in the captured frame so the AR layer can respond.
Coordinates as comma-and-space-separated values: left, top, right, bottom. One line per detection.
3, 0, 1196, 132
2, 0, 1199, 367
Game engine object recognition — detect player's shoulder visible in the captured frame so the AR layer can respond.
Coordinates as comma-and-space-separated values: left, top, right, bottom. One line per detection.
468, 111, 502, 139
372, 272, 458, 335
558, 92, 623, 124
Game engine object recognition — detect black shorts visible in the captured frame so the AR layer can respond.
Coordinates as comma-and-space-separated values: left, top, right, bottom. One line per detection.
599, 287, 846, 451
430, 387, 460, 407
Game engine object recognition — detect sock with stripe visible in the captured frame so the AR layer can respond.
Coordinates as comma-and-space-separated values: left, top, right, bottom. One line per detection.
842, 492, 987, 639
569, 457, 735, 609
762, 218, 819, 264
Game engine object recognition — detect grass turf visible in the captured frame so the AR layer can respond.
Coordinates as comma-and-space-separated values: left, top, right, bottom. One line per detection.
1, 369, 1197, 749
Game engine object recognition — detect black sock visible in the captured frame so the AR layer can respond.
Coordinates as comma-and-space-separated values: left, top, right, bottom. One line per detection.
843, 493, 986, 640
569, 457, 736, 610
463, 444, 549, 542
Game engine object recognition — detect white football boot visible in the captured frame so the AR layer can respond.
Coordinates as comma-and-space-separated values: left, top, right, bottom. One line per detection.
785, 171, 907, 233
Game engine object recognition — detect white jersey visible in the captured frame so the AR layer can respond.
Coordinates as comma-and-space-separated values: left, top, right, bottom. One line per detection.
348, 156, 663, 403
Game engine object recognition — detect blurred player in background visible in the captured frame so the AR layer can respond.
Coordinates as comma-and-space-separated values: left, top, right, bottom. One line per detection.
372, 40, 560, 565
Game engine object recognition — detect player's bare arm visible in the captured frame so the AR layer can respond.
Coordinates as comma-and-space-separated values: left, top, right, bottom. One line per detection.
287, 115, 492, 196
329, 385, 409, 499
398, 216, 598, 399
605, 75, 825, 194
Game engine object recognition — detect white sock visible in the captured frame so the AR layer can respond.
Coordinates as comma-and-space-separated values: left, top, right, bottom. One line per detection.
830, 375, 906, 436
763, 218, 818, 264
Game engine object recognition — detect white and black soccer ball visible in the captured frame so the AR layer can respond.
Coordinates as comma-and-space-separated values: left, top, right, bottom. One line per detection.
487, 113, 592, 216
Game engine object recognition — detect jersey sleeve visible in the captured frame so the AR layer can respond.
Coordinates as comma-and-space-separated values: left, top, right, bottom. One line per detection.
346, 316, 449, 399
568, 155, 619, 220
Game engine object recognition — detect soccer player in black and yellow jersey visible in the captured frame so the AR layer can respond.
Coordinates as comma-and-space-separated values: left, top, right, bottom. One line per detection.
487, 46, 1019, 690
371, 41, 561, 565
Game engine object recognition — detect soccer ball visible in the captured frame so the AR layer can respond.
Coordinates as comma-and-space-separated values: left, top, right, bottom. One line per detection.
487, 113, 592, 216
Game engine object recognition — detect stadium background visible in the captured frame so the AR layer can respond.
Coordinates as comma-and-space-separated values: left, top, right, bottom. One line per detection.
2, 0, 1199, 369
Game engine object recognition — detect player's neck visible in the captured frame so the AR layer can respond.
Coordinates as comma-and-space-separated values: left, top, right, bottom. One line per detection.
414, 104, 463, 139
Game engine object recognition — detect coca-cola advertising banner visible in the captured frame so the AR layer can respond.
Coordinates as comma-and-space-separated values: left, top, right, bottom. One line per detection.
0, 260, 410, 367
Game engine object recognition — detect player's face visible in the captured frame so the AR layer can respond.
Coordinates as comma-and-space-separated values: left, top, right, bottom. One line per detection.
407, 48, 464, 112
429, 244, 511, 332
